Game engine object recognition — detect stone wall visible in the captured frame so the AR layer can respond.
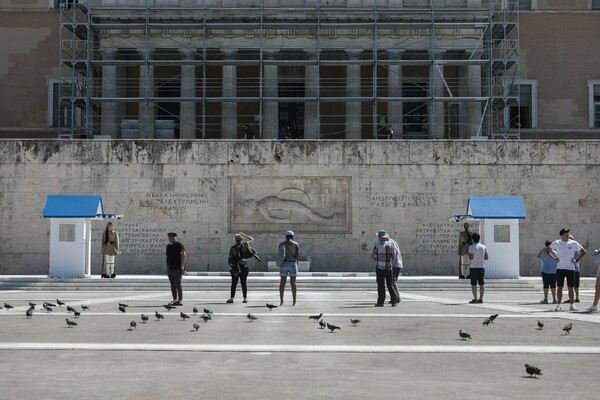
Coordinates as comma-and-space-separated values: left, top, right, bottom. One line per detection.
0, 139, 598, 276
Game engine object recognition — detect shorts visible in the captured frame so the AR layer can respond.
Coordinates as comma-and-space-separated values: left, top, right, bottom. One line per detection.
469, 268, 485, 286
541, 272, 557, 289
279, 261, 298, 277
574, 271, 580, 289
556, 269, 575, 288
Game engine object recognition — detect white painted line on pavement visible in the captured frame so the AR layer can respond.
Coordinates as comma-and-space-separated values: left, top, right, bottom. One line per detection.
1, 342, 599, 354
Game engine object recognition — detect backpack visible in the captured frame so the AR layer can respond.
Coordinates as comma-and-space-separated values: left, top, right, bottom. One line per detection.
592, 249, 600, 265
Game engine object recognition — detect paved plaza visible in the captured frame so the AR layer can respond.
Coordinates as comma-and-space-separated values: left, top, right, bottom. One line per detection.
1, 282, 599, 399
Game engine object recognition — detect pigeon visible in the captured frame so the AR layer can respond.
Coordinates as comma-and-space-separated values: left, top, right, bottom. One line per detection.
119, 303, 129, 308
563, 323, 573, 335
73, 310, 81, 318
119, 305, 126, 313
180, 312, 190, 320
193, 322, 200, 331
192, 307, 198, 315
489, 314, 499, 323
4, 303, 14, 310
44, 302, 57, 308
537, 321, 544, 330
319, 319, 326, 329
65, 318, 77, 328
266, 303, 278, 310
66, 305, 76, 313
28, 302, 36, 309
26, 308, 33, 319
56, 299, 65, 307
525, 364, 542, 378
247, 313, 258, 322
43, 304, 53, 312
81, 305, 90, 311
203, 308, 214, 315
327, 323, 341, 333
350, 319, 361, 326
483, 317, 491, 326
200, 314, 212, 322
141, 314, 149, 323
155, 311, 164, 320
163, 304, 176, 311
129, 321, 137, 330
459, 330, 471, 340
309, 313, 323, 322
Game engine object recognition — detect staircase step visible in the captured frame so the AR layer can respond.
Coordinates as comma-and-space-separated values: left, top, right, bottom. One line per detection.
0, 274, 577, 292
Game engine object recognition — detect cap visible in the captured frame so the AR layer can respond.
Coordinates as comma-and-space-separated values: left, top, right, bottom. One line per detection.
285, 230, 295, 237
377, 230, 389, 239
559, 228, 570, 236
167, 232, 177, 237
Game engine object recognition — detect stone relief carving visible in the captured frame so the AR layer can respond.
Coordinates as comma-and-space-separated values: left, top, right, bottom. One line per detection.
230, 177, 351, 233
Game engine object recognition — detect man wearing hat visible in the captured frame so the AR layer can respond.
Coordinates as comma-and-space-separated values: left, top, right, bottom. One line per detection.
166, 232, 186, 306
547, 228, 586, 311
371, 230, 397, 307
278, 230, 300, 306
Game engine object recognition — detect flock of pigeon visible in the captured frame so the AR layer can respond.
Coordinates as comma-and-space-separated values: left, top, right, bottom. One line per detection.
457, 313, 578, 378
2, 300, 580, 378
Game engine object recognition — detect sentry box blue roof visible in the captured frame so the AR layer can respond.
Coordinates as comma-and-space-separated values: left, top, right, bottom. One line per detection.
43, 195, 123, 219
466, 196, 526, 219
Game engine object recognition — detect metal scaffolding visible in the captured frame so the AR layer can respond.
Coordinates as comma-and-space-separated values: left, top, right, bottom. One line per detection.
58, 0, 519, 140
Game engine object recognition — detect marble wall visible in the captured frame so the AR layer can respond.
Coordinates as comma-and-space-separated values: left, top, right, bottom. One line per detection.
0, 139, 598, 276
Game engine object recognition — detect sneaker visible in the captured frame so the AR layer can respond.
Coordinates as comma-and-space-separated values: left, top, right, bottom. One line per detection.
391, 303, 397, 307
569, 304, 578, 311
563, 299, 570, 304
110, 274, 116, 278
555, 304, 562, 312
292, 302, 299, 307
585, 305, 598, 312
174, 301, 183, 306
243, 298, 248, 304
478, 299, 483, 303
574, 299, 580, 303
280, 302, 286, 307
374, 303, 384, 307
469, 299, 478, 304
540, 299, 548, 304
552, 299, 557, 304
226, 298, 234, 304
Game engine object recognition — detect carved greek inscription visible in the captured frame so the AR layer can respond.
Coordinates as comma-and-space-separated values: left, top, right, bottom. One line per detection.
139, 192, 209, 212
370, 193, 435, 208
92, 223, 167, 254
413, 222, 479, 255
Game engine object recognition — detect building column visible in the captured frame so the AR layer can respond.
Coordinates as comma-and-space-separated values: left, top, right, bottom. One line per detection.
459, 64, 483, 138
100, 48, 117, 138
304, 52, 319, 139
429, 56, 445, 139
346, 51, 361, 139
221, 51, 237, 139
180, 50, 196, 139
139, 50, 155, 138
388, 51, 403, 138
263, 51, 278, 139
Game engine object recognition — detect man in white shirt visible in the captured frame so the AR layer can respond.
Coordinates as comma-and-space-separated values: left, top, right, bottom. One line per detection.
548, 228, 586, 311
468, 233, 488, 304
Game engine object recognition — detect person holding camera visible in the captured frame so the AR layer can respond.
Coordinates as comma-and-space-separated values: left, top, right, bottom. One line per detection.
227, 232, 254, 304
100, 221, 120, 278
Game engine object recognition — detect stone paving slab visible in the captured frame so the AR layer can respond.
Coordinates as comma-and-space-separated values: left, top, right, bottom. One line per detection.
1, 288, 599, 399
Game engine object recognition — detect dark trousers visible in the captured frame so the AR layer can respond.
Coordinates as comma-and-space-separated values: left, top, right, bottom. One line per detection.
230, 267, 249, 298
376, 268, 398, 305
167, 268, 183, 301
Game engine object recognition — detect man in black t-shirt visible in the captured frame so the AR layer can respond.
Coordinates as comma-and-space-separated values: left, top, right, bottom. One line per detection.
166, 232, 186, 305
